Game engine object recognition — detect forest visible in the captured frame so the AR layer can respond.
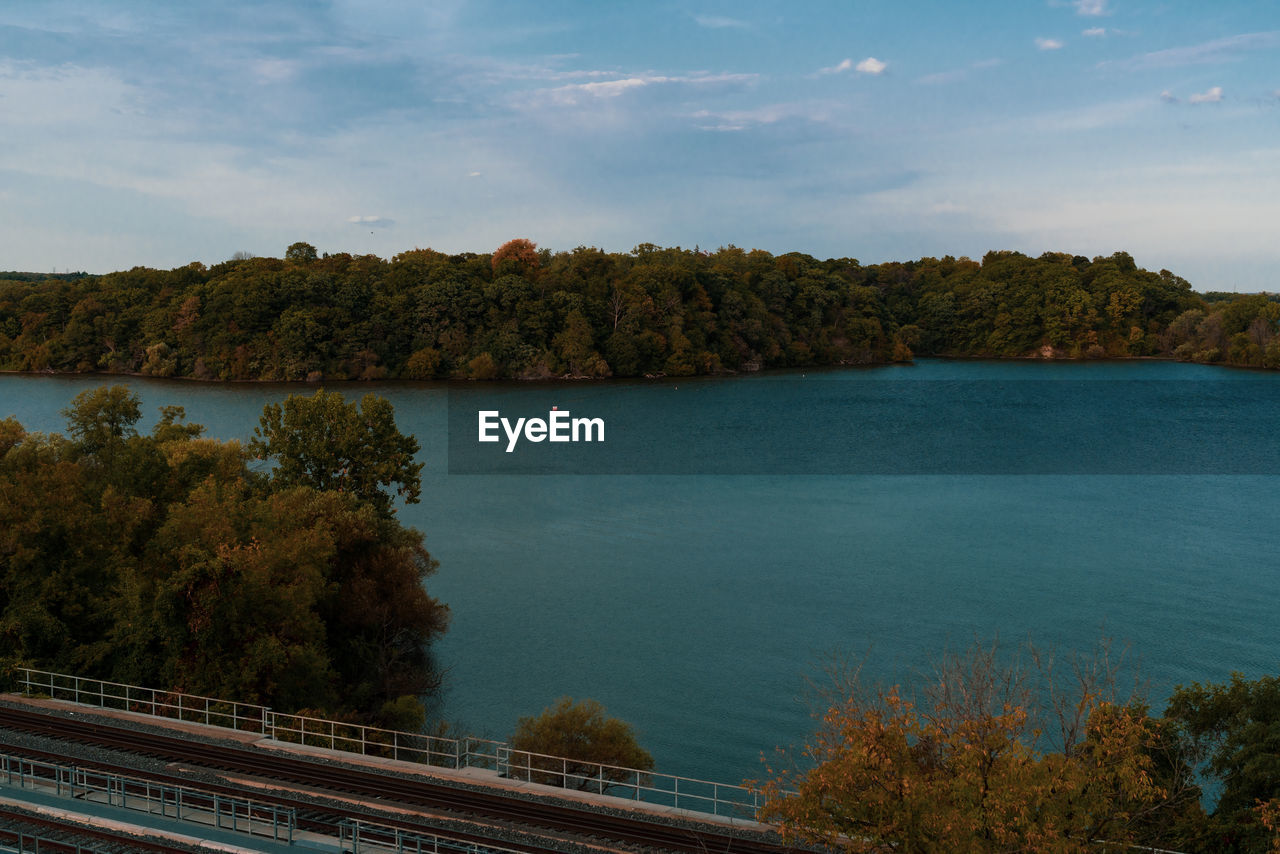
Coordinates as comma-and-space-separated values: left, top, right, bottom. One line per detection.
2, 240, 1278, 382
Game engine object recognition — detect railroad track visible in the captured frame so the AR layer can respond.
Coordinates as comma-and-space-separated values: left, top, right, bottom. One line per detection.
0, 801, 200, 853
0, 704, 799, 854
0, 733, 608, 854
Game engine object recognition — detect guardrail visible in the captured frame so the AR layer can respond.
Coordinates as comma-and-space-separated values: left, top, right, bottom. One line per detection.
0, 751, 295, 843
500, 746, 760, 818
12, 667, 761, 821
338, 818, 530, 854
0, 826, 109, 853
16, 669, 270, 735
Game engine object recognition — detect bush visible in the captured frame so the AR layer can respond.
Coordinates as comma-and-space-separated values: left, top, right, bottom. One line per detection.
509, 697, 654, 792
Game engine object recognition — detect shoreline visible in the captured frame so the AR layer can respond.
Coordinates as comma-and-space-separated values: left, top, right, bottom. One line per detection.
5, 352, 1280, 386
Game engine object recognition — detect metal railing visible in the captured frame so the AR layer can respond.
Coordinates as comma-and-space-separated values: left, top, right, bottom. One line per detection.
267, 710, 493, 769
17, 669, 270, 735
12, 667, 760, 821
338, 818, 530, 854
0, 827, 108, 853
0, 751, 295, 843
499, 746, 760, 819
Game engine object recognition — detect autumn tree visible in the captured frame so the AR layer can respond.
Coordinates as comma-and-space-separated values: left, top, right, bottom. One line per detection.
491, 238, 539, 277
509, 697, 654, 793
757, 640, 1200, 853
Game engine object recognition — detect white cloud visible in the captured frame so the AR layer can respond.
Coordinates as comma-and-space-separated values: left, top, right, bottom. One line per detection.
251, 59, 298, 83
856, 57, 887, 75
533, 72, 755, 106
1102, 31, 1280, 70
918, 69, 966, 85
693, 14, 750, 29
1036, 38, 1064, 51
1160, 90, 1178, 103
347, 215, 392, 226
817, 58, 854, 75
467, 171, 483, 178
1073, 0, 1108, 16
690, 102, 832, 132
1188, 86, 1223, 104
1083, 27, 1106, 37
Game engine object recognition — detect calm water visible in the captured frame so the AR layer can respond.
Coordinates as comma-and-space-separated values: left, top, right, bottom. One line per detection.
2, 360, 1278, 786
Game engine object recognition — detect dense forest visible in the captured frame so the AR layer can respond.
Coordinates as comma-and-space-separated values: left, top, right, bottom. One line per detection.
2, 241, 1278, 382
0, 386, 446, 730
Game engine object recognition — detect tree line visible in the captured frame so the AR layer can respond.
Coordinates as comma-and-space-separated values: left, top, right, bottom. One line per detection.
2, 241, 1277, 382
0, 387, 446, 731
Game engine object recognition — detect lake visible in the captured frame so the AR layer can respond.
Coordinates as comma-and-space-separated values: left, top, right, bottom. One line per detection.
2, 359, 1278, 786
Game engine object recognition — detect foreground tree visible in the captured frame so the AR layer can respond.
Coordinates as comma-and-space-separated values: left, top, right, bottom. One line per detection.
1166, 674, 1280, 852
250, 389, 423, 515
509, 697, 654, 792
1, 386, 446, 727
756, 641, 1201, 853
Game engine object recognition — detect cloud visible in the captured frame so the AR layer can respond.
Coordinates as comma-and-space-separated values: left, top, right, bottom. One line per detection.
693, 14, 750, 29
1102, 31, 1280, 70
690, 103, 833, 132
531, 71, 756, 107
814, 57, 886, 77
346, 215, 394, 227
1160, 90, 1178, 103
1188, 86, 1223, 104
1036, 38, 1064, 51
1083, 27, 1106, 37
1073, 0, 1108, 16
917, 59, 1002, 86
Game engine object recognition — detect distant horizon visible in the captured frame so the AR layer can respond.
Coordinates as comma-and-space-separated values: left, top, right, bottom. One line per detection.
3, 2, 1277, 291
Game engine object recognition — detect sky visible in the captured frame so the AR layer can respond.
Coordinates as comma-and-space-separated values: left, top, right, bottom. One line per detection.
1, 1, 1277, 291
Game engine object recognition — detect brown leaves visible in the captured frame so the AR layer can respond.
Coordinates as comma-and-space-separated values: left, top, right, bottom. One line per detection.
756, 641, 1184, 853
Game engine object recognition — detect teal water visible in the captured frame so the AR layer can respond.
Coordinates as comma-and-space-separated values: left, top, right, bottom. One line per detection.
2, 360, 1277, 786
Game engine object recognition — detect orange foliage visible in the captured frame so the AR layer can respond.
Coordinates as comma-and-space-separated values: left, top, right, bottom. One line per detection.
492, 238, 539, 275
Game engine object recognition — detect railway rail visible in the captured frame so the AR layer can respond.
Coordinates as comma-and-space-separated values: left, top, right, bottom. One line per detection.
0, 703, 799, 854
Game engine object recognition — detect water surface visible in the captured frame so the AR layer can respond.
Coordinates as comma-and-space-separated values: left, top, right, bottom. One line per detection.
3, 360, 1276, 785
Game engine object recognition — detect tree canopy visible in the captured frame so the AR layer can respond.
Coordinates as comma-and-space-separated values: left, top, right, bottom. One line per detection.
3, 241, 1275, 383
1166, 674, 1280, 852
756, 640, 1205, 853
250, 389, 422, 515
0, 386, 446, 726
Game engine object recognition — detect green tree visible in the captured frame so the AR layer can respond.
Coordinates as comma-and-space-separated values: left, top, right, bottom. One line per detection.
1166, 673, 1280, 852
62, 385, 141, 456
250, 389, 422, 515
510, 697, 654, 793
285, 242, 318, 263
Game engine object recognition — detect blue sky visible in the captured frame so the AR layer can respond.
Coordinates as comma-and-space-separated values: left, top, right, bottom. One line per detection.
1, 1, 1277, 290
